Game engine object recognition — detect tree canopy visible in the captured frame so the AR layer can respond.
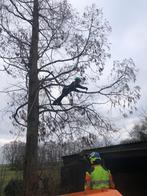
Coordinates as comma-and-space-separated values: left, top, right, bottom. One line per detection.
0, 0, 140, 141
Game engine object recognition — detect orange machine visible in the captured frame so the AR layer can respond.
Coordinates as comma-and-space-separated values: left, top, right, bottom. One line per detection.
61, 189, 122, 196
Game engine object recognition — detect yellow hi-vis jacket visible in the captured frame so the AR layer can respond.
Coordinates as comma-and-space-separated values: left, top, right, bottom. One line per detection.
85, 165, 115, 190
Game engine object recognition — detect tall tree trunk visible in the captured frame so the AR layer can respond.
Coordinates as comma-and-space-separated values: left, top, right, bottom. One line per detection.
23, 0, 39, 195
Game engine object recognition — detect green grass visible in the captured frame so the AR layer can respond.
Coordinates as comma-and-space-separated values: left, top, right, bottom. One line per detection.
0, 165, 22, 196
0, 164, 61, 196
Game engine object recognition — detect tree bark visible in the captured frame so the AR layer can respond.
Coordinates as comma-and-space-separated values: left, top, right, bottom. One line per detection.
23, 0, 39, 195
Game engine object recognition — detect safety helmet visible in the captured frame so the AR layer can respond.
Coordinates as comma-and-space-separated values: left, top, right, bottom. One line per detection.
88, 152, 101, 164
75, 77, 81, 82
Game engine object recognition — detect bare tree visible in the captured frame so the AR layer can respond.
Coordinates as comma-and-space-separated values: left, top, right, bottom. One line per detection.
0, 0, 141, 195
2, 141, 25, 170
130, 114, 147, 141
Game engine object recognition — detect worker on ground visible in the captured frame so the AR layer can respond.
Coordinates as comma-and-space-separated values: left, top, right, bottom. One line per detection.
85, 152, 115, 191
53, 77, 88, 105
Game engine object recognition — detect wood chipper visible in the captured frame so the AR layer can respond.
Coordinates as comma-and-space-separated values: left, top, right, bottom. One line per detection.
61, 189, 122, 196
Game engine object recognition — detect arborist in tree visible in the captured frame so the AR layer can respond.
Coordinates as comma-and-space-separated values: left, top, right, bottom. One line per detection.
53, 77, 88, 105
85, 152, 115, 191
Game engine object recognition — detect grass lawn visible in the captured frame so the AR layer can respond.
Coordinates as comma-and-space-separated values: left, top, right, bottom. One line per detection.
0, 165, 22, 196
0, 164, 61, 196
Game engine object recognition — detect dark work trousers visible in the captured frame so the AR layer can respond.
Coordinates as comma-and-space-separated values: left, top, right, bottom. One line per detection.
53, 86, 71, 105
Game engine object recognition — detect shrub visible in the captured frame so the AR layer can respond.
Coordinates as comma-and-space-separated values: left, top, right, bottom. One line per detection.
4, 179, 23, 196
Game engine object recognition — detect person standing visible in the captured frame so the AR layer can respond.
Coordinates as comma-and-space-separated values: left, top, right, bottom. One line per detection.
85, 152, 115, 191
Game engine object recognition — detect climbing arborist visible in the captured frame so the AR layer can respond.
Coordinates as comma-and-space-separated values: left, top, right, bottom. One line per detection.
85, 152, 115, 191
53, 77, 88, 105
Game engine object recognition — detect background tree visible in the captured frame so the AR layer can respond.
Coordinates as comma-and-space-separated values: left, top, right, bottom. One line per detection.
130, 114, 147, 141
38, 134, 98, 167
0, 0, 140, 195
2, 141, 25, 170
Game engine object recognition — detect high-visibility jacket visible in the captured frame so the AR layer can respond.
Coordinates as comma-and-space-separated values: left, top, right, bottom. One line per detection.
85, 165, 115, 190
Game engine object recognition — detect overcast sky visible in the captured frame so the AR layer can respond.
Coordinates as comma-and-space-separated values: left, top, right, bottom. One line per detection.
0, 0, 147, 146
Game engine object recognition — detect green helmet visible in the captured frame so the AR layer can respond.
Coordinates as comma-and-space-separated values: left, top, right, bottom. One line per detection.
75, 77, 81, 82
